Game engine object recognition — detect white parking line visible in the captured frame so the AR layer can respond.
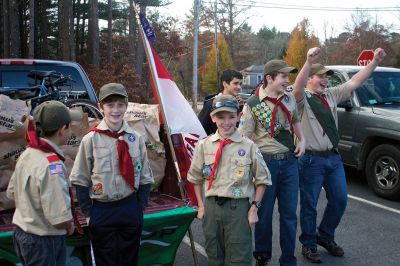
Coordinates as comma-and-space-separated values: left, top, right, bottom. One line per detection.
348, 194, 400, 214
183, 235, 208, 257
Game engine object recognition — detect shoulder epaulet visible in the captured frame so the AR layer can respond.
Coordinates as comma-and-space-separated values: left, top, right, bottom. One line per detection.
46, 154, 60, 163
285, 85, 294, 92
204, 93, 218, 102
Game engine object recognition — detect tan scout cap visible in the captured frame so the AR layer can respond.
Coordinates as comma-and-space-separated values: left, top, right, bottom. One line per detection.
34, 101, 82, 131
98, 83, 128, 102
309, 63, 334, 76
264, 60, 298, 75
210, 94, 239, 116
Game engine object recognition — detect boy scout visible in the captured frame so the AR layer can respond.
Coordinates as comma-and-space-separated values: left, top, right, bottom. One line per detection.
7, 101, 79, 266
293, 48, 386, 263
239, 60, 306, 266
188, 94, 271, 265
70, 83, 154, 266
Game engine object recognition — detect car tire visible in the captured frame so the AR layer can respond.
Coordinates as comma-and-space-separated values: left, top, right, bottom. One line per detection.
365, 144, 400, 201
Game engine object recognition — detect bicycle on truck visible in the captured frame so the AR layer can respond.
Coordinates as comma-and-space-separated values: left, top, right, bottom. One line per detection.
0, 70, 102, 119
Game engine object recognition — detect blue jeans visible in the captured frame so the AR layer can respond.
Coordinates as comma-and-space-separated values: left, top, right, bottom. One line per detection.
298, 153, 348, 248
254, 155, 299, 266
13, 226, 66, 266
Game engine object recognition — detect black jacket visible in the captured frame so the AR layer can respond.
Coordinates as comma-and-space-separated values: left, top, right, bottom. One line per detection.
198, 94, 217, 135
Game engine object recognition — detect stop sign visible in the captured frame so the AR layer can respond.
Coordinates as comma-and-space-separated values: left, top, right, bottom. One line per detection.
357, 50, 374, 66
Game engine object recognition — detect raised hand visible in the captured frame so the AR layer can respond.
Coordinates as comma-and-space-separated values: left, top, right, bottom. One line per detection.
307, 47, 321, 64
372, 48, 386, 64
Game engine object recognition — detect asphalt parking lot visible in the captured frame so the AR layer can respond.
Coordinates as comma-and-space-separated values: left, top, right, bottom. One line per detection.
173, 168, 400, 266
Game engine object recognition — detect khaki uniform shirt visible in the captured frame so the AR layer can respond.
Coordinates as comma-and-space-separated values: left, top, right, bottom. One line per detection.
239, 87, 300, 154
297, 83, 352, 151
188, 130, 271, 201
70, 120, 154, 202
7, 139, 72, 236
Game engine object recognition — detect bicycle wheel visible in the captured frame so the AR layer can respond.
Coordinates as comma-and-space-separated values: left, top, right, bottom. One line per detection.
65, 99, 103, 120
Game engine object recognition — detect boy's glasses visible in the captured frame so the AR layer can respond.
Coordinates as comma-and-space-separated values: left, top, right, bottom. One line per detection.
213, 101, 239, 109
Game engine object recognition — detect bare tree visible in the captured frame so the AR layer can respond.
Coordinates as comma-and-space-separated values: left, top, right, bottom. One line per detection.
128, 0, 136, 67
2, 0, 10, 58
9, 0, 21, 58
88, 0, 100, 68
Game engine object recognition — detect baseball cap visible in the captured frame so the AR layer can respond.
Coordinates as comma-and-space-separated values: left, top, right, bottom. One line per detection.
309, 63, 334, 76
34, 101, 82, 132
98, 83, 128, 102
264, 60, 298, 75
210, 94, 239, 116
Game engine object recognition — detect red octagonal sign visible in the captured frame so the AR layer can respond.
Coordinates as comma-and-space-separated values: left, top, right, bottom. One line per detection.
357, 50, 374, 66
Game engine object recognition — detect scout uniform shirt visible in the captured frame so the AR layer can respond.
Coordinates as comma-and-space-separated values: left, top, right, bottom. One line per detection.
188, 130, 271, 200
70, 120, 153, 202
297, 83, 352, 151
6, 139, 72, 236
239, 87, 300, 154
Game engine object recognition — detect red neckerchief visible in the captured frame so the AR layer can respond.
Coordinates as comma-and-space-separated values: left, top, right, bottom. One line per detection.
90, 128, 135, 190
207, 139, 233, 190
255, 89, 294, 138
26, 120, 84, 235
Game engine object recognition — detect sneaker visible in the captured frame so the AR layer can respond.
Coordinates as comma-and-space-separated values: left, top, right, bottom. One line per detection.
316, 236, 344, 257
302, 246, 322, 263
255, 255, 269, 266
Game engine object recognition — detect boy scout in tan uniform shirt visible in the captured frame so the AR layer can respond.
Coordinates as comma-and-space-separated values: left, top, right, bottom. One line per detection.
70, 119, 153, 201
239, 59, 306, 266
188, 94, 271, 266
7, 100, 80, 266
292, 48, 386, 263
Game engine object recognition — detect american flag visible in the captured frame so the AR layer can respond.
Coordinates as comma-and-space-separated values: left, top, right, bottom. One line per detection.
49, 164, 63, 175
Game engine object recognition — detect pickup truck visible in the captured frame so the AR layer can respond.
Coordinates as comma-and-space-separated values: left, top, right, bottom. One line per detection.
327, 65, 400, 200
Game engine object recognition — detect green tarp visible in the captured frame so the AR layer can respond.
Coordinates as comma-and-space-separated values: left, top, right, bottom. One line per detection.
0, 206, 197, 265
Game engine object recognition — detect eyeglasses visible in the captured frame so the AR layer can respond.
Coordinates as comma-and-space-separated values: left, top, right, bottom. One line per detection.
213, 100, 239, 109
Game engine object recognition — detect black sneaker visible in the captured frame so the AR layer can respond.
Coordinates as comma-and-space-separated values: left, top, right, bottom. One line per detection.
255, 255, 269, 266
302, 246, 322, 263
316, 236, 344, 257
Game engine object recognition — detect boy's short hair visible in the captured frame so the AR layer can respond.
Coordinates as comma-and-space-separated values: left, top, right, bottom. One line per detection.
33, 101, 81, 133
98, 83, 128, 102
210, 94, 239, 116
220, 69, 243, 91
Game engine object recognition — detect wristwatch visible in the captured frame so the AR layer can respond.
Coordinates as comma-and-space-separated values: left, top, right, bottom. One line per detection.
251, 200, 261, 209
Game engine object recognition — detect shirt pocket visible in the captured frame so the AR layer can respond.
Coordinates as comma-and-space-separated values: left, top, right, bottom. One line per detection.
202, 155, 215, 180
231, 157, 252, 183
93, 148, 112, 174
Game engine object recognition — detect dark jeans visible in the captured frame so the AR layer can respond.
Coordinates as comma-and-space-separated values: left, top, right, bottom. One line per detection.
13, 227, 66, 266
298, 153, 348, 248
89, 193, 143, 266
254, 155, 299, 266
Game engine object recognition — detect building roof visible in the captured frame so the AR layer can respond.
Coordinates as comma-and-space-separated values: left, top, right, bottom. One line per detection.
242, 64, 264, 74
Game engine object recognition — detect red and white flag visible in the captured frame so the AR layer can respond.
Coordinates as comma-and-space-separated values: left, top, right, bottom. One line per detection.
139, 19, 206, 204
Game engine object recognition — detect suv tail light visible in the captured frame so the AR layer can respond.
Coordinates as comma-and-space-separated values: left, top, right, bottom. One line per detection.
0, 60, 35, 65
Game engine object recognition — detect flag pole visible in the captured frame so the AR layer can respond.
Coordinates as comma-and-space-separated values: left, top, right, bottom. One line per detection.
133, 4, 199, 266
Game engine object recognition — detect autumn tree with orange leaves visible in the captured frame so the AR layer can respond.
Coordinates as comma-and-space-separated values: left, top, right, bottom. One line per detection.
284, 18, 320, 83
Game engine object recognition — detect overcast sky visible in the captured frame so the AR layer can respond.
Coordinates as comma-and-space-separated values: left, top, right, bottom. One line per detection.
153, 0, 400, 40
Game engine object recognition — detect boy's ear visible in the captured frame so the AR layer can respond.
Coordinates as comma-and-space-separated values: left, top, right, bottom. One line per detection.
210, 113, 217, 123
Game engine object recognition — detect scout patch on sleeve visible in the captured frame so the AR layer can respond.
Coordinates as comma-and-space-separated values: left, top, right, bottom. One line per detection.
256, 149, 269, 172
49, 164, 64, 175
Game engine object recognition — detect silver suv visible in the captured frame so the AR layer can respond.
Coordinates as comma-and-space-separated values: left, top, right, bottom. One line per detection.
327, 66, 400, 200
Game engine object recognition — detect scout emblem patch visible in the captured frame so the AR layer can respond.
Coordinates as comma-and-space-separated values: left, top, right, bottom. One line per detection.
236, 166, 245, 178
232, 187, 243, 198
49, 164, 63, 175
128, 134, 136, 142
284, 94, 290, 103
238, 149, 246, 156
202, 164, 212, 179
250, 101, 281, 136
92, 183, 103, 195
135, 162, 142, 172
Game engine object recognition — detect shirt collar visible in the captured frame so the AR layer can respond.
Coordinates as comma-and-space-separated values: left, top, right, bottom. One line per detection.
96, 120, 134, 134
259, 87, 285, 101
209, 129, 242, 143
41, 138, 64, 157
